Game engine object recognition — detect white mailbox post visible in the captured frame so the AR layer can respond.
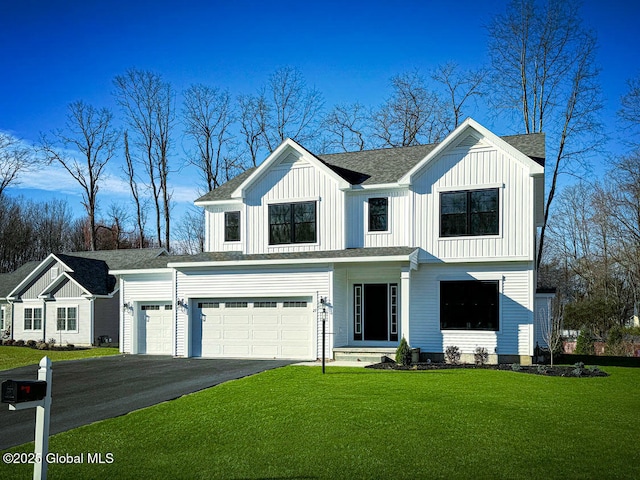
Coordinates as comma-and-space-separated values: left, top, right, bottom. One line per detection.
1, 356, 52, 480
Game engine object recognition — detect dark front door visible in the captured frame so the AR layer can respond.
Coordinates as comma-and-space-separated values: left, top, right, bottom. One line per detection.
364, 284, 388, 341
354, 283, 399, 342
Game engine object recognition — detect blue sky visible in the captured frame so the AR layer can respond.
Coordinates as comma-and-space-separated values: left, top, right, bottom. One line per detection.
1, 0, 639, 223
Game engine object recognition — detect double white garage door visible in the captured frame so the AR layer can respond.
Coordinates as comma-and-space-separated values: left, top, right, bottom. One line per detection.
139, 298, 314, 359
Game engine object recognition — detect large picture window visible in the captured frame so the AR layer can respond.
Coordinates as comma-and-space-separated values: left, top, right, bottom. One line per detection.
24, 308, 42, 330
269, 201, 316, 245
368, 197, 388, 232
224, 211, 240, 242
57, 307, 77, 331
440, 188, 499, 237
440, 280, 499, 331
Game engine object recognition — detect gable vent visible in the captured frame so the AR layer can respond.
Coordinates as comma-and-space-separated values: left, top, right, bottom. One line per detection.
457, 134, 484, 149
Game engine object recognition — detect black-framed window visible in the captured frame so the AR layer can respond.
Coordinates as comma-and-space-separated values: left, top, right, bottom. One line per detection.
224, 211, 240, 242
440, 280, 499, 331
368, 197, 388, 232
440, 188, 499, 237
269, 201, 316, 245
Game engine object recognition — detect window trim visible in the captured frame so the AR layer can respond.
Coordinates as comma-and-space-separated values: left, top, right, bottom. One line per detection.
439, 279, 501, 332
56, 306, 79, 332
1, 305, 5, 331
24, 307, 43, 331
438, 185, 502, 239
224, 210, 241, 243
268, 201, 317, 245
367, 197, 389, 233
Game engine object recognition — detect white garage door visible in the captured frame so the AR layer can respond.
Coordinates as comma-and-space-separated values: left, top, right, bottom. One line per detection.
139, 304, 173, 355
193, 299, 314, 359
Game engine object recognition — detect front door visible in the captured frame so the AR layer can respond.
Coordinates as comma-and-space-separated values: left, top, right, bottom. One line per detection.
354, 283, 398, 342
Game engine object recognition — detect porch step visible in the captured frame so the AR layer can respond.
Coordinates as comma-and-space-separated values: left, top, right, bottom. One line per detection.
333, 347, 396, 363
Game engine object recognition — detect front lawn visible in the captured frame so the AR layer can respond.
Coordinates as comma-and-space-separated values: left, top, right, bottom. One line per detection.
2, 366, 639, 479
0, 346, 120, 371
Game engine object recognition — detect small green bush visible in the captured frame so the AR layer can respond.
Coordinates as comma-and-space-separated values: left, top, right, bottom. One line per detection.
26, 339, 37, 348
445, 346, 461, 365
573, 362, 586, 377
575, 329, 595, 355
537, 365, 549, 375
395, 337, 412, 366
37, 341, 49, 350
474, 347, 488, 366
14, 339, 25, 347
511, 363, 522, 372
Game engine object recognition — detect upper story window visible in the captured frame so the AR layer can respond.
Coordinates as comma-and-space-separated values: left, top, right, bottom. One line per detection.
440, 280, 499, 331
224, 211, 241, 242
368, 197, 388, 232
440, 188, 499, 237
269, 201, 316, 245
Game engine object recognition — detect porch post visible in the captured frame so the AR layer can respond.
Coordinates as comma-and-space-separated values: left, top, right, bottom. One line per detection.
400, 266, 411, 346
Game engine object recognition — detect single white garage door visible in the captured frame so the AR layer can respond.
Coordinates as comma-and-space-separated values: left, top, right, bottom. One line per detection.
192, 299, 314, 359
139, 304, 173, 355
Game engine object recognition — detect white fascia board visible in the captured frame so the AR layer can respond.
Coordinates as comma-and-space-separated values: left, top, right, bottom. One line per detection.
39, 272, 90, 298
194, 198, 243, 207
109, 268, 173, 276
419, 255, 533, 264
7, 253, 62, 298
399, 118, 544, 185
168, 253, 419, 269
231, 139, 350, 199
344, 183, 406, 191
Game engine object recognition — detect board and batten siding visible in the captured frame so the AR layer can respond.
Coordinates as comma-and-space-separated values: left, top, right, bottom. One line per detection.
120, 271, 173, 354
243, 153, 345, 254
19, 261, 64, 299
345, 190, 409, 248
204, 203, 245, 253
174, 266, 332, 358
412, 145, 534, 261
409, 262, 534, 356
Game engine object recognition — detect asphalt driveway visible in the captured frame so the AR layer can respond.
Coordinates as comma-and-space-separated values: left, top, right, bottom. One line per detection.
0, 355, 293, 450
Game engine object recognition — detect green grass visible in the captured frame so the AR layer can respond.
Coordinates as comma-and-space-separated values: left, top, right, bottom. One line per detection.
0, 346, 120, 371
2, 366, 639, 479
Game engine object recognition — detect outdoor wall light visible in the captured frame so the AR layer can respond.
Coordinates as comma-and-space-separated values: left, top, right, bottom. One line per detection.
177, 298, 188, 310
122, 302, 133, 312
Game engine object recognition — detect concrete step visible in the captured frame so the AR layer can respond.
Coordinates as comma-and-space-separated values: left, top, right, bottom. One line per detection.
333, 347, 396, 363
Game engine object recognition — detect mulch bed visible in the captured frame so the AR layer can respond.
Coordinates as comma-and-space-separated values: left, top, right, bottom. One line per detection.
365, 361, 609, 377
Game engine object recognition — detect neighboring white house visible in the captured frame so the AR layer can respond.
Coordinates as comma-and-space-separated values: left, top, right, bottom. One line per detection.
1, 249, 165, 346
112, 118, 549, 363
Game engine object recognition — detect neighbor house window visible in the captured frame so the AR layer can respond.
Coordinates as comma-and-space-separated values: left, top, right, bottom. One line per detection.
24, 308, 42, 330
440, 280, 499, 331
440, 188, 499, 237
269, 202, 316, 245
57, 307, 77, 331
368, 197, 388, 232
224, 211, 240, 242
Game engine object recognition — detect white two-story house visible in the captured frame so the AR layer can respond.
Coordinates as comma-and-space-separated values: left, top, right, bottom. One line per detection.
112, 118, 547, 363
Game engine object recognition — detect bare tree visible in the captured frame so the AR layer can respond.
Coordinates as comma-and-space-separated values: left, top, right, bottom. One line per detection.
183, 84, 236, 191
39, 101, 118, 251
431, 62, 487, 128
114, 69, 175, 251
488, 0, 604, 270
372, 70, 450, 147
123, 131, 147, 248
538, 297, 563, 367
619, 76, 640, 141
322, 103, 369, 152
237, 93, 268, 167
173, 207, 205, 254
264, 66, 324, 151
0, 132, 34, 198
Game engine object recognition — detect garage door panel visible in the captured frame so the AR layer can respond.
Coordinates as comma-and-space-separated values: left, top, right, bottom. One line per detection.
193, 298, 313, 359
140, 304, 173, 355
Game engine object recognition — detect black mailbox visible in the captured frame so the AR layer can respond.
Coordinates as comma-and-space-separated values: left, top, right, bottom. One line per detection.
1, 380, 47, 404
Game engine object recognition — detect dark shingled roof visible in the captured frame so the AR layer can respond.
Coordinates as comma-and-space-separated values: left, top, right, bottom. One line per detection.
0, 261, 40, 298
117, 247, 418, 270
195, 133, 545, 202
1, 249, 167, 298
